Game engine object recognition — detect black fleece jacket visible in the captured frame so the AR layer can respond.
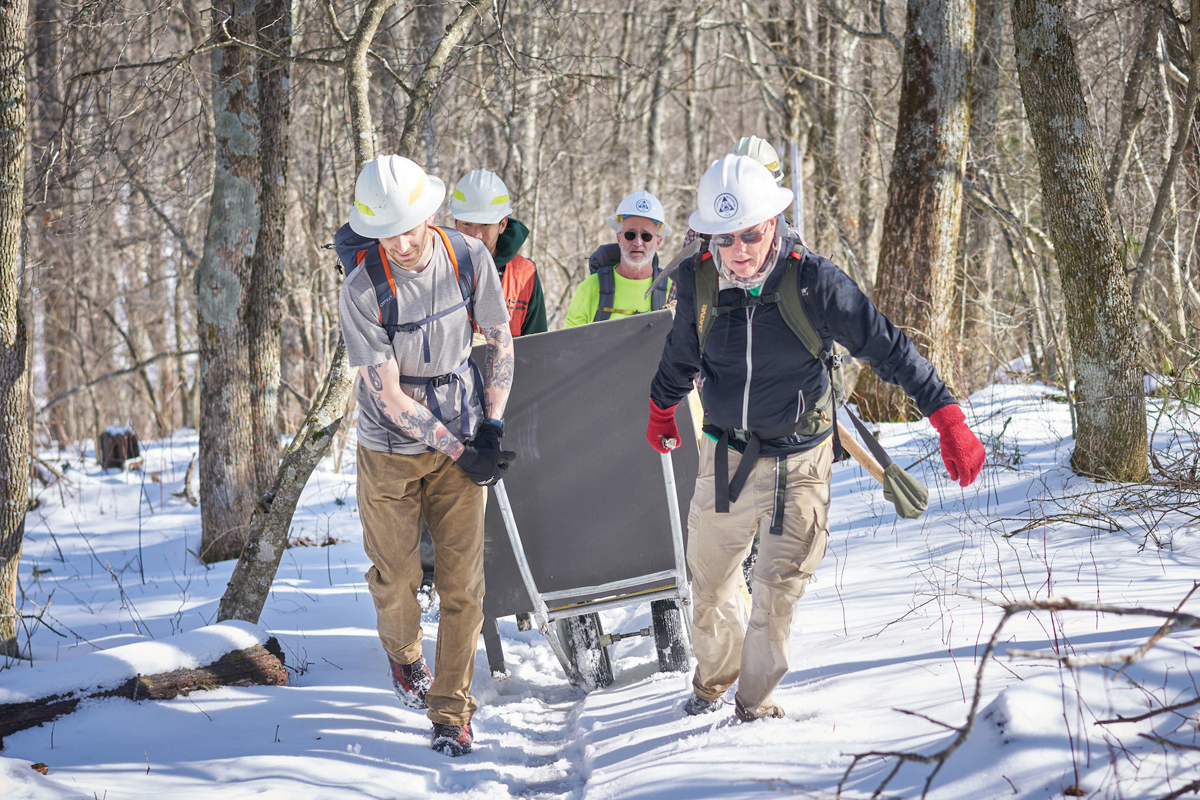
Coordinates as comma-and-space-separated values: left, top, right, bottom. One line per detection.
649, 240, 955, 456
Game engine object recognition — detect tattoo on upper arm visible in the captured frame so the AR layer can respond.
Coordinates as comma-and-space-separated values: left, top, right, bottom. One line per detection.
367, 365, 384, 392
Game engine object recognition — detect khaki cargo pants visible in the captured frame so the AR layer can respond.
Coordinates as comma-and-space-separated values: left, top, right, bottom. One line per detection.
687, 436, 832, 715
357, 446, 486, 726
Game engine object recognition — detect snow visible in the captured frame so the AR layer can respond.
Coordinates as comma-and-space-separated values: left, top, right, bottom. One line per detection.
3, 383, 1199, 799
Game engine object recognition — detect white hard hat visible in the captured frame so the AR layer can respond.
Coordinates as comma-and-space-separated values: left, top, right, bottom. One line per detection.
728, 136, 783, 184
606, 190, 672, 237
689, 155, 794, 235
447, 169, 513, 224
348, 155, 446, 239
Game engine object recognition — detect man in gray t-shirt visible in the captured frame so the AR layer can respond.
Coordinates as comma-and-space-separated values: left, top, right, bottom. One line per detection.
336, 155, 514, 758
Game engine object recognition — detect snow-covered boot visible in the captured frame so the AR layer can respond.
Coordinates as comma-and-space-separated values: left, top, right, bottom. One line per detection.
733, 695, 785, 722
431, 722, 473, 756
683, 693, 723, 716
389, 654, 432, 710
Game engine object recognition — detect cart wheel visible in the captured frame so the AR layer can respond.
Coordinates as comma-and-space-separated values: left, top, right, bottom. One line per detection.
651, 599, 689, 673
557, 613, 614, 689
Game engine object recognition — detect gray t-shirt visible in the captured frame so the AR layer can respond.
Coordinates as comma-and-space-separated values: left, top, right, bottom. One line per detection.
339, 229, 510, 454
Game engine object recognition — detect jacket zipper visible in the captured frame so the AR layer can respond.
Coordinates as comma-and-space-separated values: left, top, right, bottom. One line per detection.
795, 389, 806, 423
742, 305, 755, 429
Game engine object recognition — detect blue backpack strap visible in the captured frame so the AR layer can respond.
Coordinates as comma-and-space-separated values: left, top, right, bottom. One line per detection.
360, 245, 400, 344
593, 265, 616, 321
650, 262, 668, 311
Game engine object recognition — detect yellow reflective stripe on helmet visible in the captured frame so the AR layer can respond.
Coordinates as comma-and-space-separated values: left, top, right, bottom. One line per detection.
355, 200, 376, 217
452, 189, 466, 202
765, 161, 780, 171
491, 194, 510, 205
409, 174, 428, 205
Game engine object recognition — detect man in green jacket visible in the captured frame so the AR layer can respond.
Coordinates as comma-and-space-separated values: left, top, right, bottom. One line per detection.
449, 169, 548, 336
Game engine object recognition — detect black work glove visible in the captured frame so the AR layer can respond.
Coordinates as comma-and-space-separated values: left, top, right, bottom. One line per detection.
455, 421, 515, 486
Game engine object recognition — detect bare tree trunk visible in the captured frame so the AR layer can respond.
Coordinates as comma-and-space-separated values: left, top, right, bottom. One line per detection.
247, 0, 292, 496
1106, 5, 1160, 213
855, 27, 879, 289
0, 0, 30, 659
960, 0, 1003, 393
645, 5, 679, 196
1011, 0, 1148, 482
32, 0, 71, 449
195, 3, 260, 562
219, 0, 482, 624
855, 0, 974, 422
174, 266, 196, 430
1131, 3, 1200, 317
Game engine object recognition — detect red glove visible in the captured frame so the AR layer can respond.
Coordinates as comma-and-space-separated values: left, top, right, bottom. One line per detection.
647, 399, 680, 453
929, 404, 985, 487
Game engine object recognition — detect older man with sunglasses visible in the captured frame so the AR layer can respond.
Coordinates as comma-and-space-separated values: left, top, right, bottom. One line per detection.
645, 155, 985, 722
565, 191, 673, 327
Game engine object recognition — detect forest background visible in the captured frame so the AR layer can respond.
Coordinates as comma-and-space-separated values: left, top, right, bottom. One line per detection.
1, 0, 1196, 650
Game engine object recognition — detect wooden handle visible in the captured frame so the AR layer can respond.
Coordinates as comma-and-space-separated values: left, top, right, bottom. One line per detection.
836, 421, 886, 485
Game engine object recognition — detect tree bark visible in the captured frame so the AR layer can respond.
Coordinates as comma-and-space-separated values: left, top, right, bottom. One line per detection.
1105, 5, 1160, 213
959, 0, 1003, 393
1130, 0, 1200, 317
248, 0, 293, 497
1011, 0, 1148, 482
32, 0, 73, 449
0, 0, 29, 659
195, 3, 260, 562
855, 0, 974, 422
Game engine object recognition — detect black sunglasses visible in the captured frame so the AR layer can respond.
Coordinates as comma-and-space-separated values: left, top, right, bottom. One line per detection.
712, 230, 767, 248
623, 231, 656, 243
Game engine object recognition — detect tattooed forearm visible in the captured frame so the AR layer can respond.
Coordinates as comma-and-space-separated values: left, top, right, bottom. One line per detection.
390, 405, 465, 458
358, 362, 464, 459
482, 324, 514, 420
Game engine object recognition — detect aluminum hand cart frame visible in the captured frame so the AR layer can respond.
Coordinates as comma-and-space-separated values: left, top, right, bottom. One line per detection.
472, 311, 699, 688
492, 450, 693, 686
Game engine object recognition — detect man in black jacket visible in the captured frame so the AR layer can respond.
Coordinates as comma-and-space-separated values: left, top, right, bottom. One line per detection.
645, 155, 985, 722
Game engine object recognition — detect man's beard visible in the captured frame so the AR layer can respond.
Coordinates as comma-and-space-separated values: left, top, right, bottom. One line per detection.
622, 248, 654, 269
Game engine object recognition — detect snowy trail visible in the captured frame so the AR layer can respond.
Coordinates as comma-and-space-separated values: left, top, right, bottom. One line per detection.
4, 383, 1200, 799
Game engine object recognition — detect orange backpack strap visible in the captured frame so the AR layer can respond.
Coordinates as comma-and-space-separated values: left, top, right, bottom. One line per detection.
431, 225, 477, 326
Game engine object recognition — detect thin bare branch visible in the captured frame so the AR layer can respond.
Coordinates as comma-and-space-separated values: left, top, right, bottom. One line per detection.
821, 0, 902, 54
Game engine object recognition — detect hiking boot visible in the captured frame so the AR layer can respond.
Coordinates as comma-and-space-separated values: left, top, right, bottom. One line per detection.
734, 695, 785, 722
683, 693, 723, 716
389, 655, 432, 710
431, 722, 473, 756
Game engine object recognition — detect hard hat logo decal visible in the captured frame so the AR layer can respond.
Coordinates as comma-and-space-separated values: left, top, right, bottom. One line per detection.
635, 198, 653, 213
715, 193, 738, 219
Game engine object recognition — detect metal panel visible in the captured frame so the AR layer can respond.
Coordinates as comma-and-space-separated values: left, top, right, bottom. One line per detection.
474, 310, 698, 620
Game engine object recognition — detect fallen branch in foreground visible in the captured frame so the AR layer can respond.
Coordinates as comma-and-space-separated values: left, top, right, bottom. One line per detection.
0, 636, 286, 746
836, 585, 1200, 800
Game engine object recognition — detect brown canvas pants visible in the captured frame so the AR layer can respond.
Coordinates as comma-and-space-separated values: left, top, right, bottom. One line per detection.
357, 446, 486, 726
687, 435, 832, 715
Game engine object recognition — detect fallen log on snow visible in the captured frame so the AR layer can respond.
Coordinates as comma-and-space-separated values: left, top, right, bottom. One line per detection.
0, 622, 287, 746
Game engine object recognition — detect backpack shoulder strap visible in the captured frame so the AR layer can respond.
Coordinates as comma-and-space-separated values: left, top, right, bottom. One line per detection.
361, 244, 401, 343
650, 261, 668, 311
432, 226, 477, 326
693, 248, 719, 352
593, 264, 616, 322
774, 249, 825, 363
